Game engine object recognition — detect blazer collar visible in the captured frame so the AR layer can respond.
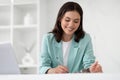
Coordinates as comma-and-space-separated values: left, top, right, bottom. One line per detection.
54, 35, 79, 48
71, 36, 79, 48
55, 40, 62, 48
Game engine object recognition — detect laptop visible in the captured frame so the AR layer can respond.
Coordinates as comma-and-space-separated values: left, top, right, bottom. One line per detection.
0, 42, 20, 74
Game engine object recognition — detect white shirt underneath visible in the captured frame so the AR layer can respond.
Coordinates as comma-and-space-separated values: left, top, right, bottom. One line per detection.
62, 40, 72, 66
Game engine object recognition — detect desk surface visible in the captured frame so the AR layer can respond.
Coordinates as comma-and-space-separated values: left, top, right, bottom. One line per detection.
0, 73, 120, 80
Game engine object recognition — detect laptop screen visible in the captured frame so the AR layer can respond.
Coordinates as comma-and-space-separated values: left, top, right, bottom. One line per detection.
0, 43, 20, 74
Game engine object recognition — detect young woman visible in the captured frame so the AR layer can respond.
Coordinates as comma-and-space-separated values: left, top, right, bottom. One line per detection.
40, 1, 102, 74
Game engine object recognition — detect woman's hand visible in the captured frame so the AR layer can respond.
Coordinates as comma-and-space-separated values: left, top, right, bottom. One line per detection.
89, 61, 103, 73
47, 65, 69, 74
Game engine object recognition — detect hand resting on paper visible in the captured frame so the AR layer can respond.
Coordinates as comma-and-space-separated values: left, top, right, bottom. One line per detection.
46, 65, 69, 74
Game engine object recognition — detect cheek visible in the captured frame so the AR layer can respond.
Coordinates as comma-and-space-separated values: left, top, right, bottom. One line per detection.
75, 24, 80, 29
61, 22, 68, 28
61, 24, 65, 30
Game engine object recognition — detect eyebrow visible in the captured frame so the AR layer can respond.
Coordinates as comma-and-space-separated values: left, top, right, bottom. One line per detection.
65, 17, 80, 20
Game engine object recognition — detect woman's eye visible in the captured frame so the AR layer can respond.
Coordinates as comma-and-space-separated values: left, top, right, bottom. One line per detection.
74, 21, 79, 23
74, 20, 79, 23
65, 19, 70, 22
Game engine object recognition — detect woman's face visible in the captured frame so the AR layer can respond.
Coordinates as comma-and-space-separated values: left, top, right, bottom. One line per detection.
61, 11, 80, 36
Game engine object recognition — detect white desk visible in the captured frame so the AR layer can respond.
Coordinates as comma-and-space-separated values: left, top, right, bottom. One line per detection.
0, 73, 120, 80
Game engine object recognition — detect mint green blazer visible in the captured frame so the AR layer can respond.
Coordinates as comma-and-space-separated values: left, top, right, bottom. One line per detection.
39, 33, 95, 74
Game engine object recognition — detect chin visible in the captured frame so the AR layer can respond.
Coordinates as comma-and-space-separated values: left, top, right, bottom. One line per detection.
66, 33, 74, 36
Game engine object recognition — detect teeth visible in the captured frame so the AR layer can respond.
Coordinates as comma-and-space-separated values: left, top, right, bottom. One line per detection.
67, 27, 73, 31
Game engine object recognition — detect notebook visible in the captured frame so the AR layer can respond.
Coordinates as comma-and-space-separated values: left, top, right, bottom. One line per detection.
0, 42, 20, 74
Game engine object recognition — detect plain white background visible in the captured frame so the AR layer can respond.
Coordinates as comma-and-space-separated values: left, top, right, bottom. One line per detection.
40, 0, 120, 73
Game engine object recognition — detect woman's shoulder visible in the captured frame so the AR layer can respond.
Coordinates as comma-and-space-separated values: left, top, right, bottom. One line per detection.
43, 33, 55, 40
80, 33, 92, 42
84, 33, 91, 39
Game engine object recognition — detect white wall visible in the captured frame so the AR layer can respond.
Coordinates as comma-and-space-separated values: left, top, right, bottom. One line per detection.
82, 0, 120, 73
40, 0, 120, 73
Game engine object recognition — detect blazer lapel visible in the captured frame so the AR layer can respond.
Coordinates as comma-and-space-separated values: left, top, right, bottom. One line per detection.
54, 40, 63, 65
67, 38, 79, 72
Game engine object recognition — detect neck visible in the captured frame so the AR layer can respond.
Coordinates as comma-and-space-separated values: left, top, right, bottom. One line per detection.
62, 34, 73, 42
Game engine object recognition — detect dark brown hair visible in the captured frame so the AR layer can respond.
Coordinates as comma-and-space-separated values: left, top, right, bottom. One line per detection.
51, 1, 85, 42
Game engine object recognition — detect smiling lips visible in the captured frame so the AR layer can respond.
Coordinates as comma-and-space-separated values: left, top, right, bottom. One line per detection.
66, 27, 74, 31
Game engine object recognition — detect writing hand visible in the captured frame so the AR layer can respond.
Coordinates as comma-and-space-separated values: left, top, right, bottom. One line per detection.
89, 61, 103, 73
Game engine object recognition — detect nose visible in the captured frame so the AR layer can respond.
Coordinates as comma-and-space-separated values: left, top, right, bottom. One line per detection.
69, 21, 74, 27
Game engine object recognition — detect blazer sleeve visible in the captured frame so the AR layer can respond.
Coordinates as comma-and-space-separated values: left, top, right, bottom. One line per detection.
39, 34, 52, 74
83, 34, 95, 69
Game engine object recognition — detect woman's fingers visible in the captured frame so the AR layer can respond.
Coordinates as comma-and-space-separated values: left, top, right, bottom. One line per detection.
90, 61, 103, 73
47, 65, 69, 74
53, 65, 69, 73
96, 64, 102, 72
58, 65, 69, 73
92, 61, 98, 67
